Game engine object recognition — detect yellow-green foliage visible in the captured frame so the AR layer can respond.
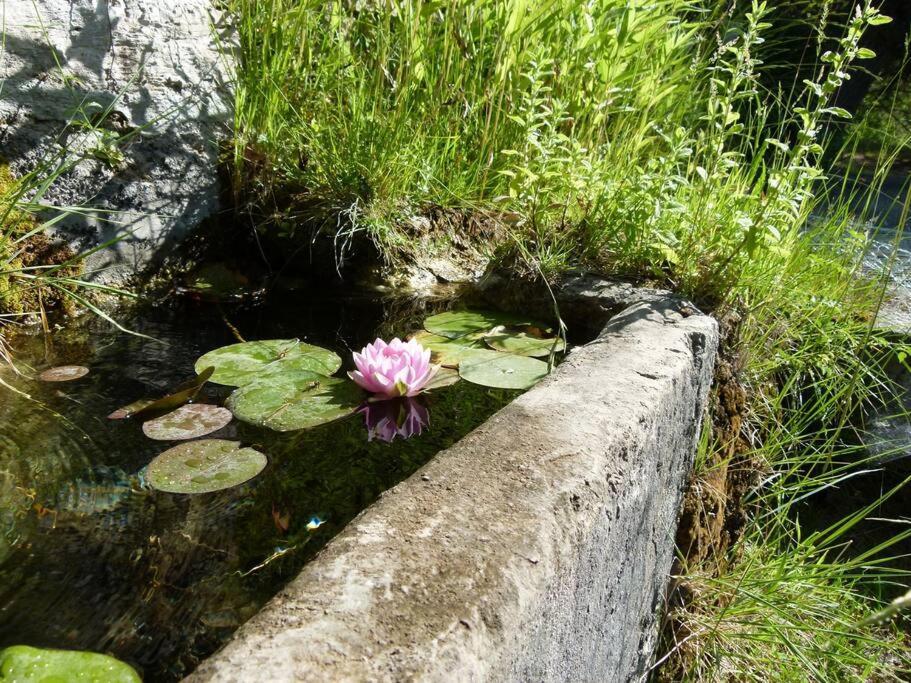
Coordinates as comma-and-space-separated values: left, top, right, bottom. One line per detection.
0, 164, 28, 314
0, 164, 80, 316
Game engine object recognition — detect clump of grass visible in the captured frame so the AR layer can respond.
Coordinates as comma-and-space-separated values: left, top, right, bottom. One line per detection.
229, 0, 702, 270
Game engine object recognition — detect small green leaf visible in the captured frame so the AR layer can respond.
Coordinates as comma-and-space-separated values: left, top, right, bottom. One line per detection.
821, 106, 852, 119
227, 372, 363, 432
195, 339, 342, 386
147, 439, 267, 494
0, 645, 141, 682
459, 351, 550, 389
867, 14, 892, 26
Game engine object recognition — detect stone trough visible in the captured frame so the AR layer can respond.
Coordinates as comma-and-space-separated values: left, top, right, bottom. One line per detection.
189, 279, 718, 682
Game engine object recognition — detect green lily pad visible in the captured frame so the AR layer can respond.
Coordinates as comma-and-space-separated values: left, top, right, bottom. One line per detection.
0, 645, 141, 682
459, 350, 550, 390
227, 371, 364, 432
147, 439, 267, 494
38, 365, 89, 382
108, 367, 214, 420
142, 404, 233, 441
423, 310, 542, 339
408, 331, 488, 368
423, 366, 460, 391
484, 332, 566, 357
195, 339, 342, 387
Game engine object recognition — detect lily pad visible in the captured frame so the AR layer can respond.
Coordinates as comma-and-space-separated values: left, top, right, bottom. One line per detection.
142, 404, 233, 441
408, 331, 488, 368
195, 339, 342, 386
484, 332, 566, 357
38, 365, 88, 382
423, 310, 542, 339
227, 371, 364, 432
147, 440, 267, 494
423, 366, 460, 391
108, 367, 214, 420
459, 350, 550, 390
0, 645, 141, 682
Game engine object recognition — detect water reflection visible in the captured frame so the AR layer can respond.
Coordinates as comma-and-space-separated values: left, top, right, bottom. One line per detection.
360, 397, 430, 443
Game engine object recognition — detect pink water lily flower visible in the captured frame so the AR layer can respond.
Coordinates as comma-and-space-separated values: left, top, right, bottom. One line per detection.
349, 337, 439, 399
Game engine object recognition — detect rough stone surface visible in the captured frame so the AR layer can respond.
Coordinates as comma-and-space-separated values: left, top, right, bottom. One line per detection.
0, 0, 232, 282
188, 289, 718, 682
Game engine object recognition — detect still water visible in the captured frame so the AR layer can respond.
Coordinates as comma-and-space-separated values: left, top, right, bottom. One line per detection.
0, 291, 517, 681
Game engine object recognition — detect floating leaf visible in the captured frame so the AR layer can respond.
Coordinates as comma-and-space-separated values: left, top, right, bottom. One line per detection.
0, 645, 141, 683
227, 371, 363, 432
459, 350, 549, 390
142, 404, 233, 441
484, 332, 566, 357
108, 367, 214, 419
424, 310, 542, 340
195, 339, 342, 386
423, 366, 460, 391
38, 365, 88, 382
147, 440, 267, 494
408, 330, 488, 368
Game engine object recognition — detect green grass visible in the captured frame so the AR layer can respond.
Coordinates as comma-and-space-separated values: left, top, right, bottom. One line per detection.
230, 0, 911, 678
230, 0, 705, 271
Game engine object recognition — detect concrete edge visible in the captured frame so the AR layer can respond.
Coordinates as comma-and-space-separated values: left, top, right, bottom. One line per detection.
188, 288, 718, 682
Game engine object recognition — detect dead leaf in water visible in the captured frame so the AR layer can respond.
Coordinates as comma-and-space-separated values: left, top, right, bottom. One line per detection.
108, 367, 214, 419
272, 504, 291, 533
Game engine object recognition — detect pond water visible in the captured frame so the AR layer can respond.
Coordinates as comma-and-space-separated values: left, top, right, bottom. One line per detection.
0, 290, 519, 681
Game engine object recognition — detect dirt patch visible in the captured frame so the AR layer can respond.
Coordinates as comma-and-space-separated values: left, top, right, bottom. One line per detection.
380, 206, 508, 288
656, 306, 763, 681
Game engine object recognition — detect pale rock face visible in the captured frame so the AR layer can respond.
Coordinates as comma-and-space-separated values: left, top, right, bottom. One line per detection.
0, 0, 232, 282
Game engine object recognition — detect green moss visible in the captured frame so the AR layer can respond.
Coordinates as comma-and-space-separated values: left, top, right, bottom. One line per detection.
0, 164, 81, 317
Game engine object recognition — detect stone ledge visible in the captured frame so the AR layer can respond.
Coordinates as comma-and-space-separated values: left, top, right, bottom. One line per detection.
188, 288, 718, 682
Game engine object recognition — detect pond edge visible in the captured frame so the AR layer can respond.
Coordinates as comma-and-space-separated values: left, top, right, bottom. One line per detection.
187, 278, 719, 682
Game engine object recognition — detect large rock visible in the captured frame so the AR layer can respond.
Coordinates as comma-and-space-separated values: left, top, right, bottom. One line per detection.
0, 0, 232, 283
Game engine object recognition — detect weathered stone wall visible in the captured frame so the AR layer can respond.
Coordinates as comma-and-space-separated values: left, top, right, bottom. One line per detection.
188, 286, 718, 682
0, 0, 231, 282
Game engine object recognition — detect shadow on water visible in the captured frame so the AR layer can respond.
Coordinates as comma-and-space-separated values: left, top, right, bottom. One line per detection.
0, 290, 519, 681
